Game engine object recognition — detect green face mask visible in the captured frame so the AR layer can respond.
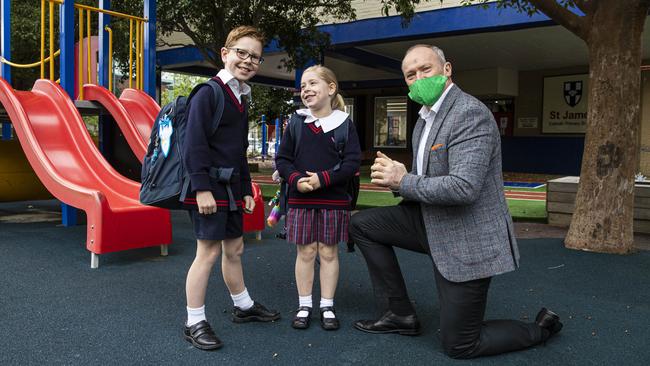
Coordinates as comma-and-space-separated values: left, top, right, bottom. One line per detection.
407, 75, 448, 106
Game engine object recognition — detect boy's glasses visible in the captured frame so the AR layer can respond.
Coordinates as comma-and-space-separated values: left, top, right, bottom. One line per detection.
227, 47, 264, 65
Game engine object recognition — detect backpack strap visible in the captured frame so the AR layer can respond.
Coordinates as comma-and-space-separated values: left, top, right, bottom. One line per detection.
179, 81, 226, 204
187, 79, 225, 136
332, 118, 350, 171
279, 113, 306, 213
288, 113, 306, 157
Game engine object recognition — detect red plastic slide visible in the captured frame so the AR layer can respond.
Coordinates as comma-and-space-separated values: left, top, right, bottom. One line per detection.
0, 78, 171, 267
118, 88, 160, 144
82, 84, 149, 161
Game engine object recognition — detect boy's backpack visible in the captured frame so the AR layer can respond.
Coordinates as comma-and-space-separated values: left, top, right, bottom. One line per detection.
279, 113, 360, 213
139, 79, 225, 210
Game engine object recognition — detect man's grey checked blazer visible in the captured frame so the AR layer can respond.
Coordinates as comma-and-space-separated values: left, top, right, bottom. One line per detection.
399, 84, 520, 282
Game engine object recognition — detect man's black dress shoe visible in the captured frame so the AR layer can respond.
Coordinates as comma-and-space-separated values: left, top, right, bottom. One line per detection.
320, 306, 340, 331
291, 306, 312, 329
232, 301, 281, 323
183, 320, 223, 351
353, 310, 421, 336
536, 307, 563, 338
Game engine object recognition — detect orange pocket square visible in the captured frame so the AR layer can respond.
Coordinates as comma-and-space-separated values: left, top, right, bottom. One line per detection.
431, 144, 444, 151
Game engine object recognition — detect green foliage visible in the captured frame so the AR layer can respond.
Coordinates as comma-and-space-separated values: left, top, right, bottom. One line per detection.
117, 0, 356, 71
249, 85, 293, 121
5, 0, 98, 90
459, 0, 579, 16
159, 72, 206, 106
379, 1, 582, 25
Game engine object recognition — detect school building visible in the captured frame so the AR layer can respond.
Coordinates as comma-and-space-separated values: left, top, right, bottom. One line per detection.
156, 0, 650, 176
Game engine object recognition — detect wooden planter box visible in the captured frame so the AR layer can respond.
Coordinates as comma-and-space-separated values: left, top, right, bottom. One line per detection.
547, 176, 650, 234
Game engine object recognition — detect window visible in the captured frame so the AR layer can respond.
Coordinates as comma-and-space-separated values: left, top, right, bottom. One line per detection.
374, 96, 407, 148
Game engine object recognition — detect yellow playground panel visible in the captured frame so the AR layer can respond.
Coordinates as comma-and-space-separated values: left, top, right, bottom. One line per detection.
0, 140, 51, 202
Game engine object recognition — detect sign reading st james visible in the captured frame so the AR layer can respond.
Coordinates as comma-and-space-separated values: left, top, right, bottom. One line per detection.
542, 74, 589, 134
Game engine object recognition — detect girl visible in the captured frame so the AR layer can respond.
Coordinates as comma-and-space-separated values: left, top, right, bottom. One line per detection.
276, 65, 361, 330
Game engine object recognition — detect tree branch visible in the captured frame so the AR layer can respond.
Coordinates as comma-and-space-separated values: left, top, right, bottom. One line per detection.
177, 19, 220, 67
158, 40, 190, 48
529, 0, 588, 41
573, 0, 591, 14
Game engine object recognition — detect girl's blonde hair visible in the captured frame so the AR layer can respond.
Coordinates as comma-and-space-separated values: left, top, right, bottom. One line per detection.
303, 65, 345, 111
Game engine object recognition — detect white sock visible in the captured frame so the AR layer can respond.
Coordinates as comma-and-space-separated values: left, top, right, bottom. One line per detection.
297, 295, 312, 317
231, 288, 254, 310
320, 298, 335, 319
186, 305, 206, 326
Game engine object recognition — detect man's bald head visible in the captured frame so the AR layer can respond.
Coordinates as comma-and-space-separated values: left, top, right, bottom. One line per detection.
401, 44, 452, 87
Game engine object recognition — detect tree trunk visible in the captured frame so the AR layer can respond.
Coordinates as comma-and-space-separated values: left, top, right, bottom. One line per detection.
565, 0, 649, 253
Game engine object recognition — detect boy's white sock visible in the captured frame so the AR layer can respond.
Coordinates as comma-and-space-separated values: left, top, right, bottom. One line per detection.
320, 298, 335, 319
297, 295, 312, 317
186, 305, 206, 327
231, 288, 254, 310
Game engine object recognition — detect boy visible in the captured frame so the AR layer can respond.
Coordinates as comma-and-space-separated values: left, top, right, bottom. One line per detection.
182, 26, 280, 351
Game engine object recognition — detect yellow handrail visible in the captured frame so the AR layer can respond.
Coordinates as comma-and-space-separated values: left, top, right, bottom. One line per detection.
78, 8, 83, 98
129, 19, 133, 89
49, 0, 54, 80
86, 10, 91, 84
135, 20, 139, 89
0, 50, 60, 68
21, 0, 148, 91
105, 26, 113, 92
40, 0, 45, 78
74, 3, 147, 22
48, 0, 147, 22
140, 21, 145, 90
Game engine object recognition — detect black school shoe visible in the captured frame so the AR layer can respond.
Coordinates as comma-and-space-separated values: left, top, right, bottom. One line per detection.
183, 320, 223, 351
232, 301, 281, 323
320, 306, 340, 331
291, 306, 312, 329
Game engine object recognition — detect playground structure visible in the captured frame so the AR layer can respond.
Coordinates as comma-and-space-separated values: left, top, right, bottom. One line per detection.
0, 0, 265, 266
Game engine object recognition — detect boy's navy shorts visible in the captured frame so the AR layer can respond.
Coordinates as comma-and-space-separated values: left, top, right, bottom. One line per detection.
188, 210, 243, 241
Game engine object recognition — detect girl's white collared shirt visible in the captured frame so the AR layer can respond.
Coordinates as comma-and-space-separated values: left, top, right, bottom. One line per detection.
296, 109, 349, 133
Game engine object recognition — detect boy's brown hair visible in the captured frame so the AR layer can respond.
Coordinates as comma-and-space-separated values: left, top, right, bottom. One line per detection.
224, 26, 265, 48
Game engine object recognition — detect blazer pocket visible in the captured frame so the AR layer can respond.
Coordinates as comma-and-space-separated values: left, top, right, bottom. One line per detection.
427, 149, 448, 175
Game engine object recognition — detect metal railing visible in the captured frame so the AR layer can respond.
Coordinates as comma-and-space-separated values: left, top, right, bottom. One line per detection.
0, 0, 147, 96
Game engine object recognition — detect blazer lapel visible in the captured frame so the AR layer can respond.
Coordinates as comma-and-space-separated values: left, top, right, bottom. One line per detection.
421, 85, 460, 173
411, 118, 425, 170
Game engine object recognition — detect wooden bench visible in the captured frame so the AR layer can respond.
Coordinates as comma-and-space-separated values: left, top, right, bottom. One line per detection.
547, 176, 650, 234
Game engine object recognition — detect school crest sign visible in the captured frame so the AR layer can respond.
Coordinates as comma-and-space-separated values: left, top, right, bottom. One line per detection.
564, 81, 583, 107
543, 74, 589, 133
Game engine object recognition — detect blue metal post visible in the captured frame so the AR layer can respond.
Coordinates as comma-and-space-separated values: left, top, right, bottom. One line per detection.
98, 0, 110, 88
60, 0, 77, 226
1, 0, 10, 83
1, 0, 12, 139
143, 0, 156, 98
261, 115, 267, 159
274, 117, 280, 157
1, 120, 10, 139
60, 0, 75, 98
61, 204, 77, 226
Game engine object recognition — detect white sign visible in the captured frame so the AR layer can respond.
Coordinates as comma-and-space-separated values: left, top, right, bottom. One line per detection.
542, 74, 589, 133
517, 117, 538, 129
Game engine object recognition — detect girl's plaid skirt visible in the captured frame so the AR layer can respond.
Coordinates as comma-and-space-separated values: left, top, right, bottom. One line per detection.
286, 208, 350, 245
